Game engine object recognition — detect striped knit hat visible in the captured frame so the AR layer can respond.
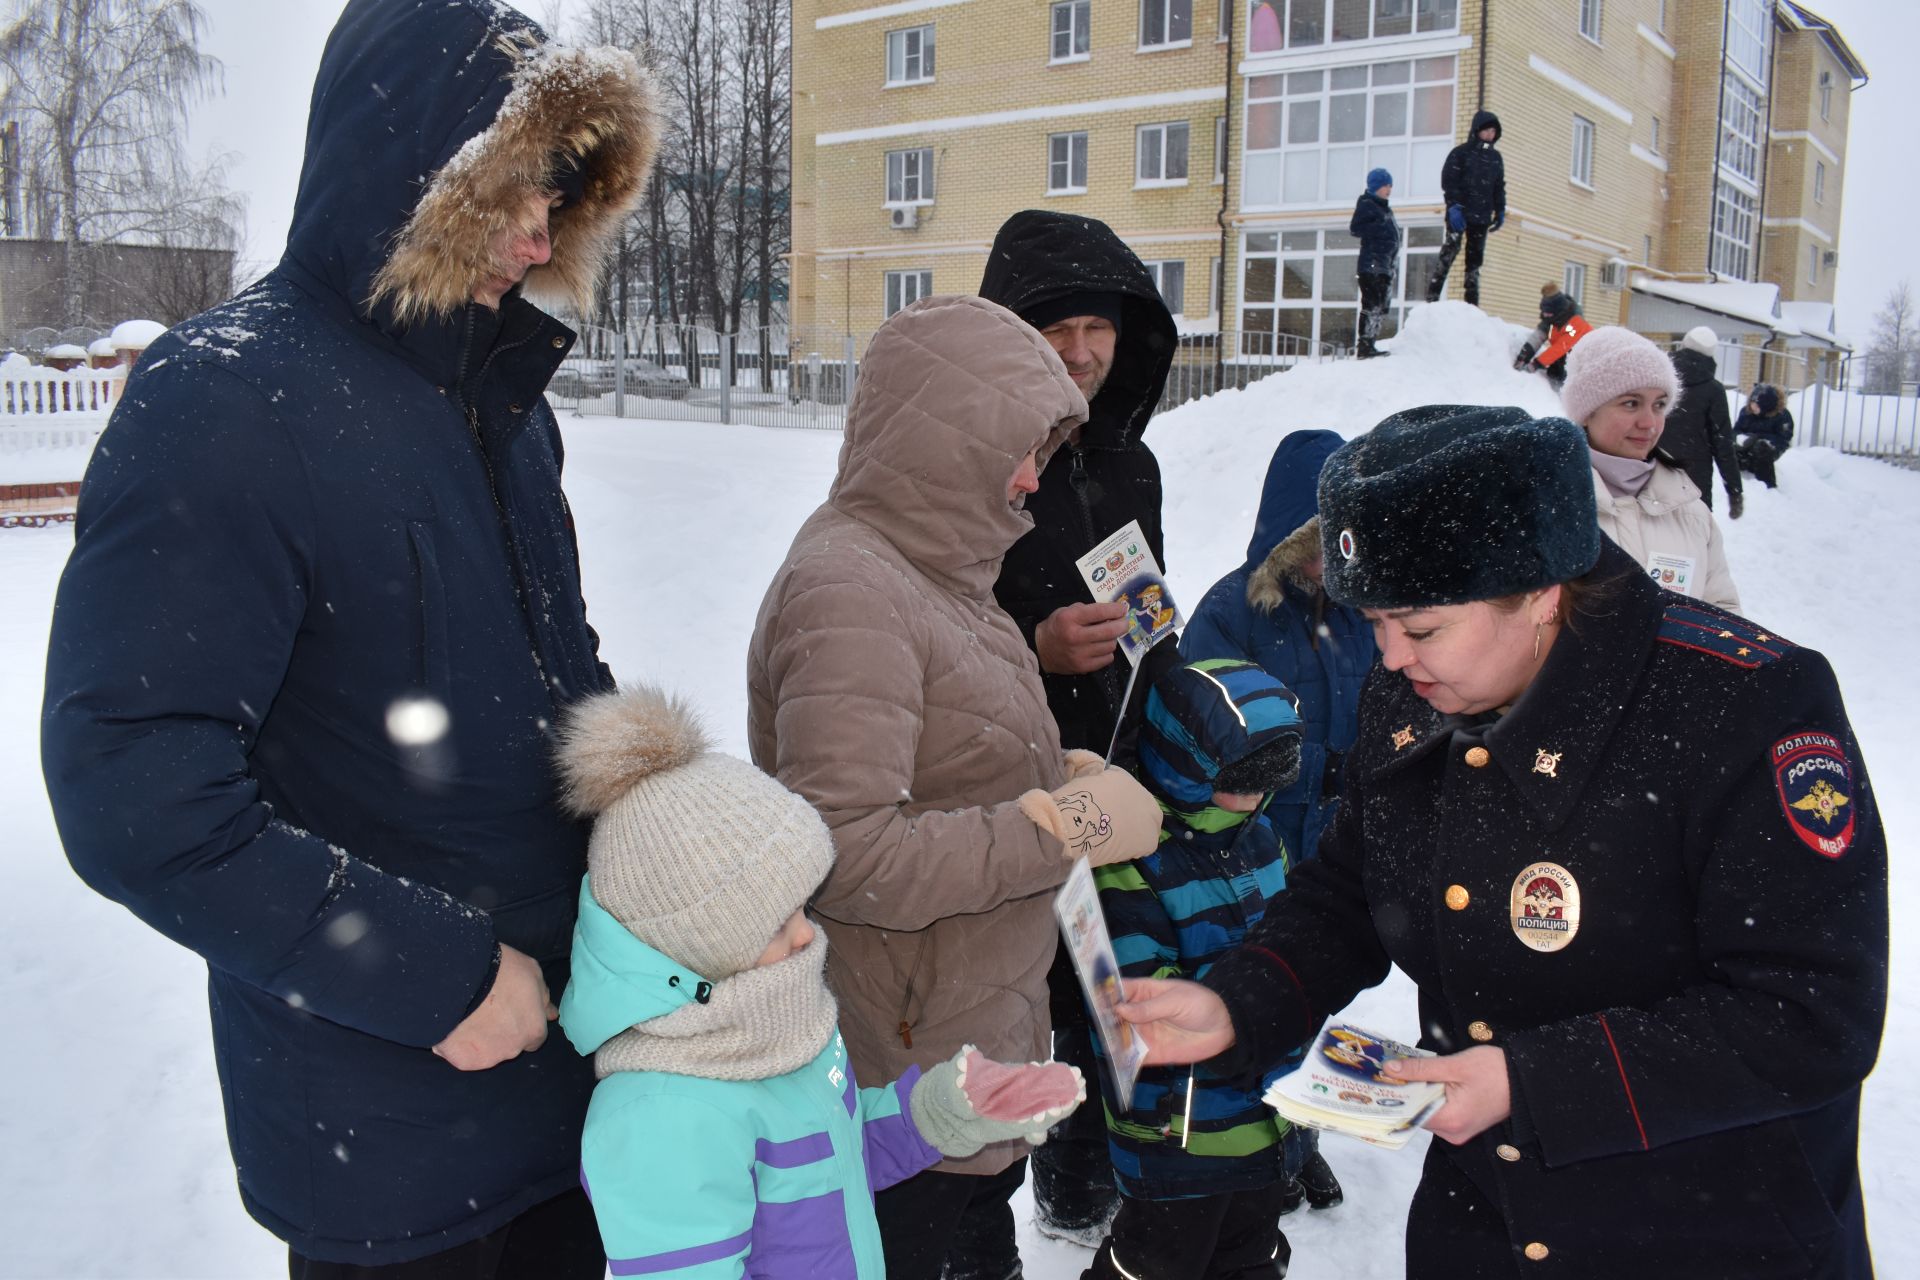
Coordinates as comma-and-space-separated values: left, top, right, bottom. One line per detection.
1139, 659, 1303, 814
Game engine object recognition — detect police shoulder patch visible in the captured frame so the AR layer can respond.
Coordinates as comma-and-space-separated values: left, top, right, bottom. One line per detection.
1657, 606, 1792, 669
1771, 731, 1857, 859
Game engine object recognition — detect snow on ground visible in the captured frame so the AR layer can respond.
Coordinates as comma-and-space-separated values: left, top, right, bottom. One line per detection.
2, 303, 1916, 1277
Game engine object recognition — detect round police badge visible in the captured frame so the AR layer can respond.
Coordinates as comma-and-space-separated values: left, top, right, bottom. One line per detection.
1508, 862, 1581, 953
1338, 528, 1357, 560
1771, 731, 1856, 859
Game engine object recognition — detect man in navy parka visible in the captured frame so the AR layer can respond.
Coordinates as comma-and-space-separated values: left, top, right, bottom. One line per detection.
40, 0, 655, 1270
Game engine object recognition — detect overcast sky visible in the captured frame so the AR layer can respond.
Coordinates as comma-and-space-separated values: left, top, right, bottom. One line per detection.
184, 0, 1913, 343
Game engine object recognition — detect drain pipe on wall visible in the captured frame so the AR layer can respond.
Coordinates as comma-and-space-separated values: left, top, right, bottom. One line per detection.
1477, 0, 1490, 110
1214, 0, 1237, 383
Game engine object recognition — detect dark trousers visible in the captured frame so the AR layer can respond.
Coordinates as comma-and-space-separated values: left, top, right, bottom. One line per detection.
1030, 1023, 1120, 1233
288, 1189, 604, 1280
1739, 437, 1786, 487
1083, 1184, 1292, 1280
1427, 224, 1489, 305
874, 1155, 1028, 1280
1357, 272, 1392, 354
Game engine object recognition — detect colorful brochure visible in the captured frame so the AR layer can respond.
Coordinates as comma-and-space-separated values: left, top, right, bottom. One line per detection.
1053, 857, 1149, 1107
1074, 519, 1181, 667
1262, 1021, 1446, 1150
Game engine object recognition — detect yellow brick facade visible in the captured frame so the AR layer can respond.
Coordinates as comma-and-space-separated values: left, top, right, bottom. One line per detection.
791, 0, 1861, 372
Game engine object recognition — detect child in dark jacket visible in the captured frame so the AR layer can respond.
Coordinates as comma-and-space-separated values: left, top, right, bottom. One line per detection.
1349, 168, 1399, 359
1735, 383, 1795, 488
1084, 660, 1305, 1280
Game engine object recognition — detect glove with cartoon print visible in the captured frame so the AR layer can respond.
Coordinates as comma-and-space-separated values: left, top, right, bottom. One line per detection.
1018, 766, 1161, 866
908, 1046, 1086, 1157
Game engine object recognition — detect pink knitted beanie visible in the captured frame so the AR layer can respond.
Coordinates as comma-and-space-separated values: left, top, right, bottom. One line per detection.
1559, 326, 1680, 428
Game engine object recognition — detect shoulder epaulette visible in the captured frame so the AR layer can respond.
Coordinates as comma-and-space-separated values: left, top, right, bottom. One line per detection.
1657, 605, 1792, 669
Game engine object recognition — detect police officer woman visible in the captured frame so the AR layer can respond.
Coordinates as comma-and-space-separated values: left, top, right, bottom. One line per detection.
1116, 405, 1886, 1279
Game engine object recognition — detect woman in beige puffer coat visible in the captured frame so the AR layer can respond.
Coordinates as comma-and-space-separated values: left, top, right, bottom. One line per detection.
747, 294, 1160, 1277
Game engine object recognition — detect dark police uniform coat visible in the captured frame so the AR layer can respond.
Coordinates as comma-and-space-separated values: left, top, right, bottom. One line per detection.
1203, 542, 1886, 1278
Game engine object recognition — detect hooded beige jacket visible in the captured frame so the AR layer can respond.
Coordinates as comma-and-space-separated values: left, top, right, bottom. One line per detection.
1590, 459, 1741, 611
748, 295, 1087, 1175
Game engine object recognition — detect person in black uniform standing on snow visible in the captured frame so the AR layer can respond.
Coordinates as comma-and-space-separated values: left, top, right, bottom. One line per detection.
1426, 110, 1506, 306
1114, 404, 1887, 1279
979, 208, 1180, 1260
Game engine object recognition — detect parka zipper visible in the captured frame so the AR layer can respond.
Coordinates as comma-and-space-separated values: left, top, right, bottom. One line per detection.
1066, 444, 1126, 716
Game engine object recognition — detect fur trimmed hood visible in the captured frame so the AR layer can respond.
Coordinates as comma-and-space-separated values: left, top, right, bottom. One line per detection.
1242, 429, 1347, 612
286, 0, 656, 328
1248, 517, 1324, 612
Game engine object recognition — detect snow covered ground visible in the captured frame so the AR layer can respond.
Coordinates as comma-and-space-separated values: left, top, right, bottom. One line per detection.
2, 304, 1915, 1276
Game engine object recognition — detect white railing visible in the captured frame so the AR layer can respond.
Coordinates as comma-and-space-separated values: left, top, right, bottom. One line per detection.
1, 367, 121, 420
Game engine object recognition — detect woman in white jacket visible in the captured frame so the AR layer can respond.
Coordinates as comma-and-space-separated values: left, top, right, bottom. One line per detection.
1560, 326, 1740, 609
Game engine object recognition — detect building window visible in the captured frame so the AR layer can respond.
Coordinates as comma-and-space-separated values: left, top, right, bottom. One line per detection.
1719, 74, 1763, 183
886, 148, 935, 204
1144, 260, 1188, 314
1814, 160, 1826, 204
1246, 0, 1458, 54
1643, 234, 1653, 264
885, 269, 934, 316
1563, 261, 1587, 308
1238, 223, 1439, 354
1241, 55, 1457, 207
1808, 243, 1820, 286
1049, 131, 1089, 193
1818, 70, 1833, 121
1725, 0, 1768, 82
1657, 0, 1665, 31
1649, 115, 1661, 155
1578, 0, 1601, 44
1137, 121, 1191, 184
1051, 0, 1090, 61
1710, 179, 1755, 280
1219, 0, 1233, 38
885, 25, 935, 85
1210, 256, 1223, 314
1570, 115, 1595, 188
1141, 0, 1193, 48
1214, 115, 1228, 182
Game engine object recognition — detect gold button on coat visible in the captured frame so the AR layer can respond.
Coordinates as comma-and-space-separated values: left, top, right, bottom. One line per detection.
1445, 884, 1470, 911
1496, 1144, 1521, 1162
1524, 1243, 1550, 1262
1465, 746, 1490, 768
1468, 1020, 1493, 1042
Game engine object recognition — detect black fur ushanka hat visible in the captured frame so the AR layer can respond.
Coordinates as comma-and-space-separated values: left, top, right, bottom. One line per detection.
1317, 405, 1600, 609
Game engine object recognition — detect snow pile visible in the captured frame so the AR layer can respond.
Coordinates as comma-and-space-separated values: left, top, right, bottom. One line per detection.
109, 319, 168, 350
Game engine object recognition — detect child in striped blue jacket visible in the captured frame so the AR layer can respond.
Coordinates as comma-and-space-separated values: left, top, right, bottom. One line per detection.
1086, 658, 1305, 1279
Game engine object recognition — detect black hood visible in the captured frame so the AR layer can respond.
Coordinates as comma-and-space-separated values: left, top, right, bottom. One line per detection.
978, 210, 1177, 446
1470, 109, 1502, 144
1672, 346, 1720, 388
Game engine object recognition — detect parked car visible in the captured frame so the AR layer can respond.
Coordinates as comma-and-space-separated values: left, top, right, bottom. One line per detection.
547, 357, 691, 401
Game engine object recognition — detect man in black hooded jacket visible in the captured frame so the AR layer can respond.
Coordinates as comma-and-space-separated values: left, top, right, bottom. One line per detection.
1667, 326, 1745, 515
977, 209, 1179, 1260
1426, 109, 1506, 307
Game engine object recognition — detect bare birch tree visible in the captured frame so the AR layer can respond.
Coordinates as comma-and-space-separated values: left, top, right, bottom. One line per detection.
1862, 281, 1918, 395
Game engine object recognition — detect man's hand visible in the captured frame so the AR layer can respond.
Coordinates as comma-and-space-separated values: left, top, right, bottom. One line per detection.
1727, 490, 1744, 520
1381, 1046, 1511, 1145
1112, 977, 1236, 1065
1035, 601, 1130, 675
433, 945, 556, 1071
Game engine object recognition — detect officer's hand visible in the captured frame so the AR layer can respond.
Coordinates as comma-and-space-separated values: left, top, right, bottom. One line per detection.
1035, 601, 1130, 675
1382, 1046, 1511, 1144
433, 945, 556, 1071
1112, 977, 1236, 1065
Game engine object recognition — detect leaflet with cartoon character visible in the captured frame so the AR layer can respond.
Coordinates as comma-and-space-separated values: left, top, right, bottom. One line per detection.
1075, 519, 1182, 667
1261, 1021, 1445, 1149
1053, 857, 1148, 1107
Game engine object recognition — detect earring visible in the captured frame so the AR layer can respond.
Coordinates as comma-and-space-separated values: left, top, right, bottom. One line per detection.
1533, 623, 1543, 662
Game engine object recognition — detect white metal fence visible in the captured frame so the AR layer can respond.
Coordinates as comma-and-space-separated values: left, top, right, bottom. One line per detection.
1797, 383, 1920, 460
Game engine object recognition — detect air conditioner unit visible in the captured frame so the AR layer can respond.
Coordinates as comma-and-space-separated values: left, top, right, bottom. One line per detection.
1823, 250, 1839, 268
1599, 259, 1628, 289
890, 205, 918, 229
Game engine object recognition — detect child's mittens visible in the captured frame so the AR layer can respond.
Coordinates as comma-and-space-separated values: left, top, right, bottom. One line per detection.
908, 1047, 1086, 1158
1018, 767, 1161, 866
1062, 748, 1107, 780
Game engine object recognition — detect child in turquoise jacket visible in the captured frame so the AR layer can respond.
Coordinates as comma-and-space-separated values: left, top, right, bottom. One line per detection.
554, 685, 1085, 1278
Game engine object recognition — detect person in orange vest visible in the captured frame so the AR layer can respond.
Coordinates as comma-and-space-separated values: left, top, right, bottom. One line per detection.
1514, 285, 1592, 389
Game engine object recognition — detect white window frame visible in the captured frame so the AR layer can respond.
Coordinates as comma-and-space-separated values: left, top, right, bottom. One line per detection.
1807, 243, 1819, 286
1710, 178, 1756, 280
1725, 0, 1768, 83
1649, 114, 1661, 155
1143, 259, 1188, 315
1719, 73, 1763, 184
1236, 223, 1443, 357
1139, 0, 1192, 51
885, 147, 936, 205
1214, 115, 1227, 183
1813, 160, 1826, 204
1051, 0, 1090, 63
1563, 261, 1587, 308
1136, 121, 1191, 186
1209, 256, 1222, 315
1643, 234, 1654, 264
1252, 0, 1461, 49
885, 25, 935, 86
1578, 0, 1602, 45
1218, 0, 1232, 41
1818, 70, 1832, 122
885, 269, 934, 317
1048, 131, 1089, 194
1657, 0, 1666, 31
1570, 115, 1595, 189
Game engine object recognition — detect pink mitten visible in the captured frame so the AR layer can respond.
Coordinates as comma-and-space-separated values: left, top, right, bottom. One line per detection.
907, 1046, 1086, 1158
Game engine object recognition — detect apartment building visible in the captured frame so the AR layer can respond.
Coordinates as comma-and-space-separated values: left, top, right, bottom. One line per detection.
789, 0, 1865, 386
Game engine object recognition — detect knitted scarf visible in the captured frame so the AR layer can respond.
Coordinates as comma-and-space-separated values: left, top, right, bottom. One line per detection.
593, 931, 839, 1082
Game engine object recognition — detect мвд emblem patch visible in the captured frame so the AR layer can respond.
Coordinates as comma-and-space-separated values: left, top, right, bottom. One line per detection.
1772, 732, 1856, 859
1508, 862, 1581, 953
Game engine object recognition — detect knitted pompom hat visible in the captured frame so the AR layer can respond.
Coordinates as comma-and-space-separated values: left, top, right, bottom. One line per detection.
556, 685, 833, 983
1680, 325, 1719, 356
1318, 405, 1600, 609
1559, 325, 1680, 428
